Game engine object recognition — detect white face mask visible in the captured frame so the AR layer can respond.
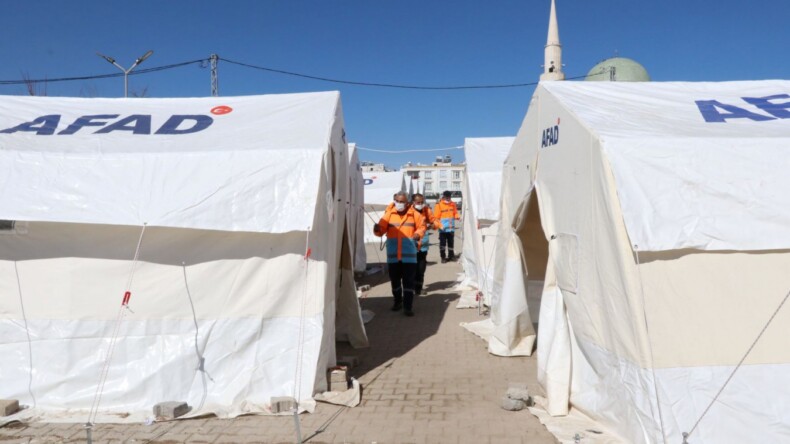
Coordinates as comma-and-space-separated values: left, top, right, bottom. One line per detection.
413, 204, 424, 211
394, 202, 406, 212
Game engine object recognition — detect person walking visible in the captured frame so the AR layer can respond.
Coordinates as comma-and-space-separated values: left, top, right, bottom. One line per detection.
435, 190, 460, 263
411, 193, 437, 297
374, 191, 426, 316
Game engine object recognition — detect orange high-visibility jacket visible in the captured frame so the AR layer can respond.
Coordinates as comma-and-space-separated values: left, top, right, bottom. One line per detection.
375, 207, 426, 263
435, 200, 460, 232
417, 206, 436, 251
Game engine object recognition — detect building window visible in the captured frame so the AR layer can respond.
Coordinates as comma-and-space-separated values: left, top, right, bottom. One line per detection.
452, 182, 461, 191
424, 171, 432, 180
439, 181, 448, 190
452, 170, 460, 180
425, 182, 433, 192
439, 170, 448, 179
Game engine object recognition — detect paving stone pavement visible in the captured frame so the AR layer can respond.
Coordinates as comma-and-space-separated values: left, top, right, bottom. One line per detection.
0, 235, 556, 444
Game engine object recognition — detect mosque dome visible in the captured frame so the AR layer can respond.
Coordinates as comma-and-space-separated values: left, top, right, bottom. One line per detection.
585, 57, 650, 82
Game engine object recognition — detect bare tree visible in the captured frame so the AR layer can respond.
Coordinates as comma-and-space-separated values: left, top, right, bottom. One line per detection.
21, 72, 47, 96
131, 86, 149, 98
79, 84, 99, 98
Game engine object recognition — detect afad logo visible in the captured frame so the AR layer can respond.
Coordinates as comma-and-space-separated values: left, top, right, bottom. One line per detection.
696, 94, 789, 123
0, 105, 234, 135
541, 118, 560, 148
363, 176, 377, 186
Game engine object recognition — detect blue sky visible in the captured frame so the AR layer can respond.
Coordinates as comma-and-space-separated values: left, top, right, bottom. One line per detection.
1, 0, 788, 168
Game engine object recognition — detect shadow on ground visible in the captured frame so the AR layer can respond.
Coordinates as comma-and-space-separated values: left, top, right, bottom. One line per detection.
340, 261, 459, 381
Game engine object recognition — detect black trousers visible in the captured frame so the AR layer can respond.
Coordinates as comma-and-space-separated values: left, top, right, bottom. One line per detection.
389, 261, 417, 310
415, 251, 428, 296
439, 231, 455, 259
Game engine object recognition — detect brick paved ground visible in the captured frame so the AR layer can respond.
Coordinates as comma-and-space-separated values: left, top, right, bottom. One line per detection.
1, 236, 556, 444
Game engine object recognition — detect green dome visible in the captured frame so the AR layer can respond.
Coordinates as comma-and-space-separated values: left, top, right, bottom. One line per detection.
585, 57, 650, 82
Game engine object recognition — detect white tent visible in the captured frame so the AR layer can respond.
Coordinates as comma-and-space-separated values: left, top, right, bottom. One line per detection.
459, 137, 514, 300
347, 144, 366, 273
406, 174, 416, 196
461, 133, 538, 356
361, 171, 406, 244
503, 80, 790, 443
0, 92, 368, 423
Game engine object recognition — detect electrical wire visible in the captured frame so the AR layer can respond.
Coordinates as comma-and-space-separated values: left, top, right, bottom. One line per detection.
0, 59, 208, 85
220, 56, 591, 90
355, 145, 463, 154
1, 54, 601, 90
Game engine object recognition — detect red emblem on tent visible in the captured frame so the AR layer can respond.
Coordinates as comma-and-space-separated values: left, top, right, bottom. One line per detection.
211, 105, 233, 115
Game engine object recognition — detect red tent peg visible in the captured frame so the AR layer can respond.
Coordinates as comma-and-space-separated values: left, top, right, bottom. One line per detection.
122, 291, 131, 305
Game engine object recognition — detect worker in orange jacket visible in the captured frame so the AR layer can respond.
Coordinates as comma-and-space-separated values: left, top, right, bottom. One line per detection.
374, 191, 427, 316
411, 193, 436, 297
435, 190, 460, 263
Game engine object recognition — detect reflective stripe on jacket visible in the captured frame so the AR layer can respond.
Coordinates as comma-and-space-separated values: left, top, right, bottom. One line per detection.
375, 207, 426, 263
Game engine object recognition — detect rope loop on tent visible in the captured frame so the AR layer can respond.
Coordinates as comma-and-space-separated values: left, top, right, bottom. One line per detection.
683, 284, 790, 440
13, 261, 36, 408
181, 262, 215, 413
86, 223, 147, 427
290, 227, 312, 444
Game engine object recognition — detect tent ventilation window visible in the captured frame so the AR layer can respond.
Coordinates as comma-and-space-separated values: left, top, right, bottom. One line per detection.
549, 233, 579, 294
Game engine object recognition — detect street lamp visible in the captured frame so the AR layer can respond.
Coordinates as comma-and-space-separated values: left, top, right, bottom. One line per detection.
96, 50, 154, 98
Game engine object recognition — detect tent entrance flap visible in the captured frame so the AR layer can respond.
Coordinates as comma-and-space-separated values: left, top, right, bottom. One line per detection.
517, 190, 548, 284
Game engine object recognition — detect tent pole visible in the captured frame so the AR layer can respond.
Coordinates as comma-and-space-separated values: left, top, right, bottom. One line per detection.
292, 408, 303, 443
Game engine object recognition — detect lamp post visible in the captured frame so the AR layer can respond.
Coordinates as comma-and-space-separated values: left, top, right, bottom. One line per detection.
96, 50, 154, 97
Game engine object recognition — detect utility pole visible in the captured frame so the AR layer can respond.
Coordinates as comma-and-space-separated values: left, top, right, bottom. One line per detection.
210, 54, 219, 97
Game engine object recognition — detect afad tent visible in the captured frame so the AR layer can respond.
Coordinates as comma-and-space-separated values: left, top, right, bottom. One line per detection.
361, 171, 406, 244
503, 80, 790, 443
347, 144, 366, 273
0, 92, 368, 424
458, 137, 514, 301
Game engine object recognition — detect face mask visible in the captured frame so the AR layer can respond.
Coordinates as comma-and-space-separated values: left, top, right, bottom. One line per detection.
413, 204, 424, 211
394, 202, 406, 212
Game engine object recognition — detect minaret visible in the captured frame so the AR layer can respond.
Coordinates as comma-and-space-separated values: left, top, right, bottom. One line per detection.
540, 0, 565, 81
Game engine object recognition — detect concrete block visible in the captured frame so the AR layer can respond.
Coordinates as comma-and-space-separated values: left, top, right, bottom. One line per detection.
500, 396, 526, 411
327, 366, 349, 391
0, 399, 19, 416
270, 396, 296, 413
337, 355, 359, 370
153, 401, 189, 420
506, 382, 531, 402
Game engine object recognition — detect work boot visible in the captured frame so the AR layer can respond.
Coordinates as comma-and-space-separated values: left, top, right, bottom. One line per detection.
441, 258, 448, 264
404, 309, 414, 317
391, 301, 403, 311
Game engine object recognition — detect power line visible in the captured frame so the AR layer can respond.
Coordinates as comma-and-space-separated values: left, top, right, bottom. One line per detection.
0, 59, 208, 85
220, 57, 591, 90
355, 145, 463, 153
0, 54, 599, 90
